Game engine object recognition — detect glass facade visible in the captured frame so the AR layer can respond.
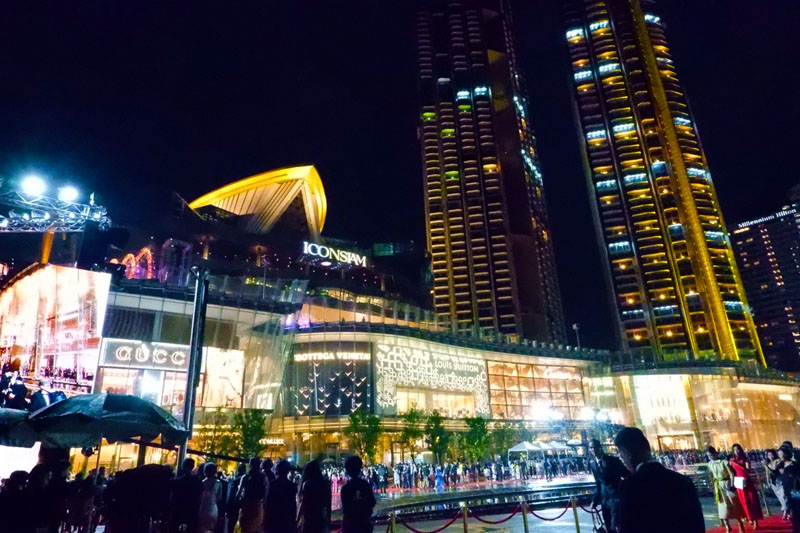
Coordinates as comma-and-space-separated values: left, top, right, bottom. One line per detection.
585, 371, 800, 450
98, 277, 303, 415
0, 265, 111, 393
487, 361, 585, 421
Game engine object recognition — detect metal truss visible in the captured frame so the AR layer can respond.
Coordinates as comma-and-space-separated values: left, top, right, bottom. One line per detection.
0, 190, 111, 233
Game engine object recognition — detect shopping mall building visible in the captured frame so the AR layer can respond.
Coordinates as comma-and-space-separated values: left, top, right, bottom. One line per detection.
1, 166, 799, 468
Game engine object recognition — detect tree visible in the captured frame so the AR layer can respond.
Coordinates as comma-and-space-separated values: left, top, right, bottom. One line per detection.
447, 432, 464, 462
463, 416, 491, 462
424, 410, 450, 464
397, 406, 425, 461
344, 409, 383, 464
193, 407, 235, 458
517, 423, 534, 443
491, 423, 518, 462
230, 408, 268, 459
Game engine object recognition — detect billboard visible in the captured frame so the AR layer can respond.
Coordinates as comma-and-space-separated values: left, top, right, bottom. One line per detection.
0, 265, 111, 393
373, 340, 489, 416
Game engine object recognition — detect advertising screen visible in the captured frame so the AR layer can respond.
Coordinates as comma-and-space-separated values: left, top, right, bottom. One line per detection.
0, 265, 111, 393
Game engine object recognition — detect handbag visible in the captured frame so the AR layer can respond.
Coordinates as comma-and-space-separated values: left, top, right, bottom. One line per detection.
733, 476, 746, 490
592, 511, 607, 533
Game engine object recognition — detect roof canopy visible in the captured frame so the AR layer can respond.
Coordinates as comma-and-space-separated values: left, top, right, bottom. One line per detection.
188, 165, 327, 237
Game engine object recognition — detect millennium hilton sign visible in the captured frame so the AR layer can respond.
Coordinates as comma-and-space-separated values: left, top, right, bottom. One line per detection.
302, 241, 368, 267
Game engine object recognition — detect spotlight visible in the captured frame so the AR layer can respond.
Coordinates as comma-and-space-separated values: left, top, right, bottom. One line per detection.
58, 186, 79, 203
20, 175, 46, 196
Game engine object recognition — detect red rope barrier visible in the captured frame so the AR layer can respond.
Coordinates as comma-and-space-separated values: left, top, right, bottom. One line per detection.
470, 504, 521, 524
528, 501, 571, 522
579, 503, 600, 514
397, 511, 461, 533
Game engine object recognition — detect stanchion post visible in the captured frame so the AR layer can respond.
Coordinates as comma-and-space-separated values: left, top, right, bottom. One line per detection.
759, 483, 770, 516
570, 496, 581, 533
460, 502, 469, 533
389, 511, 396, 533
520, 498, 530, 533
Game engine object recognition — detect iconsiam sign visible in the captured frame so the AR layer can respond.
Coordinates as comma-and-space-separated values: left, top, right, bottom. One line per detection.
302, 241, 368, 267
374, 342, 490, 416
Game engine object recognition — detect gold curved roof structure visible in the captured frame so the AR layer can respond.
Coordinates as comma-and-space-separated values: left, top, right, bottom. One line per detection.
188, 165, 327, 237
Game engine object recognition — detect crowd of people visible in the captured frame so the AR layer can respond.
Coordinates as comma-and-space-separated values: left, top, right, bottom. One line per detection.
1, 360, 66, 412
589, 434, 800, 533
322, 455, 589, 496
0, 454, 376, 533
2, 428, 799, 533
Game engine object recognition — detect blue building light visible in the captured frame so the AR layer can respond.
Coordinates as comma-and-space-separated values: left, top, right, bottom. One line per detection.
705, 231, 726, 242
589, 20, 610, 31
595, 180, 617, 191
673, 116, 691, 126
608, 241, 631, 254
687, 168, 708, 178
474, 86, 489, 96
622, 309, 644, 318
456, 90, 470, 101
586, 129, 607, 140
521, 150, 543, 184
565, 28, 585, 40
644, 14, 661, 24
574, 70, 593, 81
724, 301, 744, 312
624, 173, 647, 185
598, 63, 620, 74
613, 123, 635, 133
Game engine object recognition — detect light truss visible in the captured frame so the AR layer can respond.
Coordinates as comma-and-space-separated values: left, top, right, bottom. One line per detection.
0, 190, 111, 233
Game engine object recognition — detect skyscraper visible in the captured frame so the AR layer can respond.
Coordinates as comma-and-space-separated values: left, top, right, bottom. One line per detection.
416, 0, 565, 343
731, 206, 800, 371
563, 0, 764, 364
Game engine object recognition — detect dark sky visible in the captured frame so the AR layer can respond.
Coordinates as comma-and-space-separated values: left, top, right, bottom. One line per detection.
1, 1, 797, 348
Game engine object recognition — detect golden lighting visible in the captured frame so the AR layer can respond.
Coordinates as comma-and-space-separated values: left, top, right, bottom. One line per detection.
626, 297, 634, 304
666, 330, 673, 337
188, 165, 327, 237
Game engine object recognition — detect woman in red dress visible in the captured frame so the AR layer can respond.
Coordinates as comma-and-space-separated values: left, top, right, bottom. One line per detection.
730, 443, 763, 528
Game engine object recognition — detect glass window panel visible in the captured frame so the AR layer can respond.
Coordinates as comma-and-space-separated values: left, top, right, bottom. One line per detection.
535, 392, 551, 404
491, 390, 506, 403
534, 378, 550, 392
489, 375, 505, 390
488, 361, 504, 375
504, 376, 520, 390
552, 393, 569, 406
507, 405, 521, 419
518, 364, 534, 378
518, 377, 535, 392
566, 379, 583, 394
567, 393, 585, 407
550, 380, 566, 392
506, 390, 521, 404
503, 364, 518, 377
521, 392, 536, 407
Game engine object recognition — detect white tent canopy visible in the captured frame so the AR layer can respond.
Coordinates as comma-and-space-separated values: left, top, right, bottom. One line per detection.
508, 441, 539, 453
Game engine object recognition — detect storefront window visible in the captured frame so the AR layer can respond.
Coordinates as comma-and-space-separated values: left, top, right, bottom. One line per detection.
487, 361, 586, 420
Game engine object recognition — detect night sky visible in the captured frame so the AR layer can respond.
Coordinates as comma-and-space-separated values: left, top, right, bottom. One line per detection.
1, 1, 797, 348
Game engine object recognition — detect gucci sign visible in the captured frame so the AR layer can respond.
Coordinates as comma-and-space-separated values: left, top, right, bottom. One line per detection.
100, 338, 191, 372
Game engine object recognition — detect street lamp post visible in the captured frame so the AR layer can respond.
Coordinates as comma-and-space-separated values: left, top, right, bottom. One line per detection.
177, 265, 210, 467
572, 323, 581, 350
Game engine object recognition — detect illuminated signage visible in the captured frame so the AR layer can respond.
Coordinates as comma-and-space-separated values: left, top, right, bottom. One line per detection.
294, 351, 370, 362
100, 338, 190, 372
302, 241, 367, 267
373, 342, 490, 417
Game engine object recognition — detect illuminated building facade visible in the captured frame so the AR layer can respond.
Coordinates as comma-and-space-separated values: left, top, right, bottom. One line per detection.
731, 206, 800, 371
564, 0, 763, 363
416, 0, 565, 343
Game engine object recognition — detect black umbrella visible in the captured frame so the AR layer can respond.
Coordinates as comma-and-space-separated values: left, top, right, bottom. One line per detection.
0, 408, 36, 447
17, 393, 188, 448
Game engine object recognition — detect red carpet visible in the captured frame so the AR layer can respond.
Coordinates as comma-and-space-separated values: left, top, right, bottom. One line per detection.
707, 515, 794, 532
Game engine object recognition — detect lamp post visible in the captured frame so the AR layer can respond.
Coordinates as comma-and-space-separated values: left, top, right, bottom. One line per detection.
177, 265, 210, 467
572, 323, 581, 350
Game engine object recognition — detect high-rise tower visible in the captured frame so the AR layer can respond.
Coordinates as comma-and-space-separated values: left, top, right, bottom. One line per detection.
416, 0, 565, 343
564, 0, 764, 364
731, 206, 800, 371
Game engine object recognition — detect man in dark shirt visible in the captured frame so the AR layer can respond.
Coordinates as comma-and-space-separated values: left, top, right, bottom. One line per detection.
588, 439, 630, 533
614, 427, 704, 533
264, 460, 297, 533
341, 456, 376, 533
168, 458, 204, 533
